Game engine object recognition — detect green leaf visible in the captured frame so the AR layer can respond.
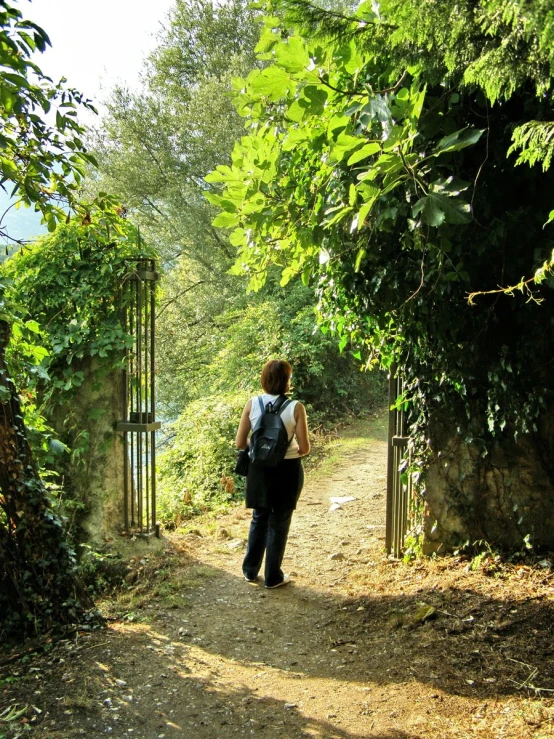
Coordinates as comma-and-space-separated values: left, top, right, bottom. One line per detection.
302, 86, 327, 115
361, 96, 391, 125
0, 157, 18, 178
204, 192, 237, 212
288, 87, 327, 122
248, 67, 295, 102
334, 40, 364, 74
255, 29, 279, 54
434, 127, 484, 155
347, 142, 381, 165
229, 228, 247, 247
24, 320, 41, 334
329, 133, 363, 163
282, 129, 309, 151
212, 211, 239, 228
355, 248, 366, 270
205, 165, 235, 184
275, 37, 310, 74
382, 125, 409, 153
242, 193, 266, 215
324, 205, 353, 227
430, 176, 471, 196
413, 193, 472, 226
2, 72, 32, 90
356, 0, 377, 21
328, 115, 350, 137
357, 198, 376, 227
413, 195, 444, 227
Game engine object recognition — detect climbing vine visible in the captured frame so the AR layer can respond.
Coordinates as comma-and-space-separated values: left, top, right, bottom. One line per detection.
4, 217, 156, 516
6, 219, 155, 404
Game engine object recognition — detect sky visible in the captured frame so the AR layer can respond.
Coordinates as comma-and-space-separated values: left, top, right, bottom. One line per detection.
1, 0, 176, 242
27, 0, 176, 109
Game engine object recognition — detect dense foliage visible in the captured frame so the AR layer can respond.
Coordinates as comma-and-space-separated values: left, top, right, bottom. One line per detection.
5, 220, 154, 476
0, 1, 129, 640
159, 273, 381, 418
208, 0, 554, 460
90, 0, 384, 522
158, 393, 246, 524
157, 281, 383, 523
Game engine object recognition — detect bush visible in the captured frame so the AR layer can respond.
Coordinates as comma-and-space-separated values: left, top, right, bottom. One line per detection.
157, 393, 248, 524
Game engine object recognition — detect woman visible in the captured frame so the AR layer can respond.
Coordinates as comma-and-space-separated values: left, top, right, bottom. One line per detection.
235, 360, 310, 589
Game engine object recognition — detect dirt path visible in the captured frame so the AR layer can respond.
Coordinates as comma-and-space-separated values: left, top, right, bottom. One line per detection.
3, 414, 554, 738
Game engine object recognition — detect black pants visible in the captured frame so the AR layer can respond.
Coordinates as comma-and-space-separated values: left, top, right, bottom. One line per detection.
242, 507, 294, 587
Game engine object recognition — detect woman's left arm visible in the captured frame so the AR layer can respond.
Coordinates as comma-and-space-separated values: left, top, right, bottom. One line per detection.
235, 400, 252, 449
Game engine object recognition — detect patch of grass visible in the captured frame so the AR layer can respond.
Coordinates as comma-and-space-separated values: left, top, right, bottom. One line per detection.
99, 553, 218, 619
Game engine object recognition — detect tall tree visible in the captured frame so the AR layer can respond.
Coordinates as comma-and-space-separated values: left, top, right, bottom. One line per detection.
208, 0, 554, 550
88, 0, 263, 413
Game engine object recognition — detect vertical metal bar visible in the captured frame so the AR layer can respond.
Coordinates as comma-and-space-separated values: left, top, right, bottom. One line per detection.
385, 364, 396, 555
393, 446, 400, 557
123, 433, 129, 532
130, 432, 135, 527
150, 260, 156, 421
398, 375, 404, 437
137, 430, 143, 532
143, 268, 148, 422
135, 276, 140, 527
151, 430, 157, 534
142, 271, 148, 532
137, 273, 143, 423
150, 265, 157, 534
399, 458, 404, 554
122, 298, 129, 532
145, 428, 149, 533
135, 274, 143, 531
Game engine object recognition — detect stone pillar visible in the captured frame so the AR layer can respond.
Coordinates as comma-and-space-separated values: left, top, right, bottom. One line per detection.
50, 358, 125, 546
423, 410, 554, 552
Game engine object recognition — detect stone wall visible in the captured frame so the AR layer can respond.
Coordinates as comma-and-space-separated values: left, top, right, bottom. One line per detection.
50, 359, 125, 546
422, 411, 554, 552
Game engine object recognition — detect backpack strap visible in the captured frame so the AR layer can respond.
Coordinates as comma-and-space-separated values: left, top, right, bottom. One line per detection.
265, 394, 291, 413
274, 395, 293, 442
261, 394, 290, 413
276, 397, 292, 415
281, 398, 293, 442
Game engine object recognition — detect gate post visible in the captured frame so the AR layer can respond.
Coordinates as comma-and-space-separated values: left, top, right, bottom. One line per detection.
385, 366, 396, 555
117, 259, 161, 538
385, 365, 413, 557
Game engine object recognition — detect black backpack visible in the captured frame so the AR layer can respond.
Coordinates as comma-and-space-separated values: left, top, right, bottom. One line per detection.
248, 395, 292, 468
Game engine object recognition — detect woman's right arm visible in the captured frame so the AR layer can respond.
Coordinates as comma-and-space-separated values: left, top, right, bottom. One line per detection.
235, 400, 252, 449
294, 402, 310, 456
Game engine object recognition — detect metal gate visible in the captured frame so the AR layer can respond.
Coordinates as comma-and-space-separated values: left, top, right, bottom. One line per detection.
385, 366, 414, 557
117, 259, 161, 537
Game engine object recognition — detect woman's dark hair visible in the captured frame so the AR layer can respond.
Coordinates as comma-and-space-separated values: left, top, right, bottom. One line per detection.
261, 360, 292, 395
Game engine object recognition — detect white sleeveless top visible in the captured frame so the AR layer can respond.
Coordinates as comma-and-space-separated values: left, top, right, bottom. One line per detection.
249, 394, 300, 459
